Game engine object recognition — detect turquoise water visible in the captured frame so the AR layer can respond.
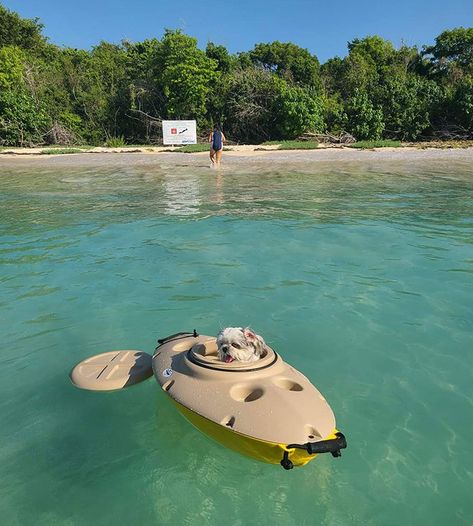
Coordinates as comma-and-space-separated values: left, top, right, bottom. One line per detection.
1, 158, 472, 525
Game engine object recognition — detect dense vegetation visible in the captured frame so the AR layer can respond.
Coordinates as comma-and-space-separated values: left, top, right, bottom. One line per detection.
0, 4, 472, 146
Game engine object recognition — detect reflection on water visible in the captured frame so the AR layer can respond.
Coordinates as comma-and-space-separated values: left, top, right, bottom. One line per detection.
163, 172, 201, 216
0, 159, 473, 526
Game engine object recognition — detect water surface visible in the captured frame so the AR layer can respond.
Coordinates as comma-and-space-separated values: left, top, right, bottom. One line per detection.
1, 158, 472, 525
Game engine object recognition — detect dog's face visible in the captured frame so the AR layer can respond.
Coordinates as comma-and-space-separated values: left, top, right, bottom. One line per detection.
217, 327, 268, 363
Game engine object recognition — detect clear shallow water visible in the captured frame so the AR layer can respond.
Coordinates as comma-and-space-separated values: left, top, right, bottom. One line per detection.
1, 159, 473, 525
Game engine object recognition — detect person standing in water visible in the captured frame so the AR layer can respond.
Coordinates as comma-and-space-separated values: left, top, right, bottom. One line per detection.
209, 125, 226, 167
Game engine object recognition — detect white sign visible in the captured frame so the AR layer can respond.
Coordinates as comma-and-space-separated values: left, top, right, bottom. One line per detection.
162, 120, 197, 145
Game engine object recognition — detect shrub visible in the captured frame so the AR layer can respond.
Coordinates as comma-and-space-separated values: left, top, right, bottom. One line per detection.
105, 135, 126, 147
175, 143, 209, 152
40, 148, 84, 154
273, 85, 324, 139
349, 140, 402, 148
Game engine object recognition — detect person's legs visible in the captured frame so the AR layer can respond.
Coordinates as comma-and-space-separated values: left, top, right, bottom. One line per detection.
210, 148, 216, 165
215, 148, 223, 166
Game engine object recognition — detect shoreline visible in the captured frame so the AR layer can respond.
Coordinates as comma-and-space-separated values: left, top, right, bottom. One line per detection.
1, 145, 473, 168
1, 142, 473, 155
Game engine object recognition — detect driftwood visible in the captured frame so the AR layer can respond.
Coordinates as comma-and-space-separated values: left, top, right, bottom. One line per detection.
298, 131, 356, 144
44, 122, 79, 146
429, 125, 472, 141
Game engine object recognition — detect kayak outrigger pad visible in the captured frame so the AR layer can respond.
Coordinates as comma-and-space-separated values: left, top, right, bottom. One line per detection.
281, 432, 347, 470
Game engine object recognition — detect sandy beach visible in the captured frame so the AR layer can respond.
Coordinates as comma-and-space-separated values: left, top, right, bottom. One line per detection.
1, 145, 473, 169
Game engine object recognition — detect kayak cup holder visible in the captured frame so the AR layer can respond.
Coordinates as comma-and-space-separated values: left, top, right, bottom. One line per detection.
272, 378, 303, 391
230, 385, 264, 402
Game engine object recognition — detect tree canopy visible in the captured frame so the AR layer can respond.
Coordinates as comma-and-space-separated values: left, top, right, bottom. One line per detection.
0, 4, 46, 50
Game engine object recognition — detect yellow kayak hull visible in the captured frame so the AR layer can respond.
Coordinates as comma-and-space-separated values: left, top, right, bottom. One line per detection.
171, 398, 340, 467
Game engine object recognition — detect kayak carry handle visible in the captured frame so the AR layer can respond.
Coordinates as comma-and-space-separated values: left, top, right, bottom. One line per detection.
305, 432, 347, 456
281, 432, 347, 470
156, 330, 198, 347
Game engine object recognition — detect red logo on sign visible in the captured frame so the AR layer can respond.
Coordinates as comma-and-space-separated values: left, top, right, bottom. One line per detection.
171, 128, 177, 134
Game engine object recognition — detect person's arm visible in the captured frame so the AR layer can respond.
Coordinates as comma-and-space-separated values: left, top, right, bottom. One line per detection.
222, 132, 226, 143
209, 132, 213, 143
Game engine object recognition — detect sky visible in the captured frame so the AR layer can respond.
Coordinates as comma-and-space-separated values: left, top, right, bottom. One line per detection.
4, 0, 473, 62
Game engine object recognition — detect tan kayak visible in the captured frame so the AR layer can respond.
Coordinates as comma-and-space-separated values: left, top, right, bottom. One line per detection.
153, 331, 346, 469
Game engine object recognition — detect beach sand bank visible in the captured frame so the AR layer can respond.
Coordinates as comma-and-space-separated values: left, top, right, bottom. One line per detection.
1, 145, 473, 169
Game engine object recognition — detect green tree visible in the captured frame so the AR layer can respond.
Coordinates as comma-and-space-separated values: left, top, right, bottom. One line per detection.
274, 85, 324, 138
347, 36, 397, 65
0, 45, 49, 145
0, 4, 46, 50
345, 89, 384, 140
155, 30, 218, 120
321, 57, 345, 96
222, 68, 324, 142
124, 32, 219, 138
0, 90, 49, 145
124, 38, 164, 141
447, 76, 473, 131
205, 42, 235, 73
0, 45, 25, 90
248, 41, 322, 90
423, 28, 473, 77
322, 95, 348, 134
375, 74, 440, 140
80, 42, 130, 141
321, 37, 391, 100
323, 36, 421, 99
223, 68, 282, 142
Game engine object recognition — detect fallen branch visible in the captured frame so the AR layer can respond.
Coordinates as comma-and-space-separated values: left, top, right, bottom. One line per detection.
298, 131, 356, 144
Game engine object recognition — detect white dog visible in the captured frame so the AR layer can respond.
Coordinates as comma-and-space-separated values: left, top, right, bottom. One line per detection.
217, 327, 268, 363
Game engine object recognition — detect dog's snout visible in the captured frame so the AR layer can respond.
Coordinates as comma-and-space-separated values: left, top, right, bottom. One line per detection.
221, 344, 229, 352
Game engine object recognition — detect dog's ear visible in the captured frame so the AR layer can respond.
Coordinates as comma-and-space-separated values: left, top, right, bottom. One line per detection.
243, 328, 267, 356
254, 334, 267, 355
243, 327, 256, 341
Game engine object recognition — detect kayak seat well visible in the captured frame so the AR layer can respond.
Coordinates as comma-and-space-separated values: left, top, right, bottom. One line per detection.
192, 341, 218, 357
189, 341, 276, 370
